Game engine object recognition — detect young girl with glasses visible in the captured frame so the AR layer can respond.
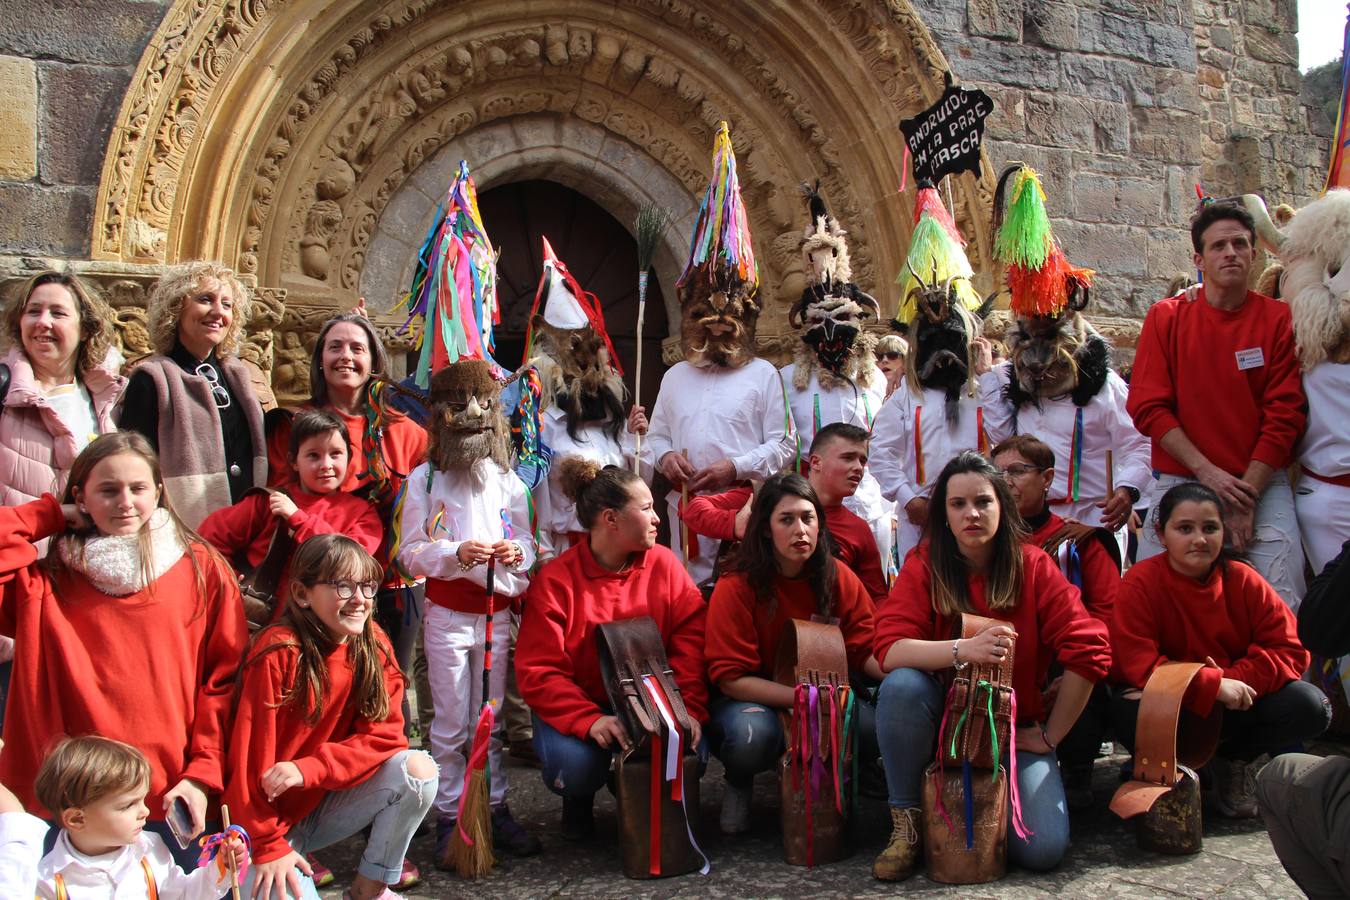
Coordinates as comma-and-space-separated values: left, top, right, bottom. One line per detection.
224, 534, 436, 900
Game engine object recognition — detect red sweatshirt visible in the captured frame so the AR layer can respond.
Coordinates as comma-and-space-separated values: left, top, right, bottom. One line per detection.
1110, 554, 1308, 717
0, 495, 248, 817
1126, 290, 1305, 476
517, 541, 708, 740
223, 625, 407, 863
199, 488, 383, 608
1023, 512, 1119, 624
684, 486, 889, 604
874, 544, 1110, 722
705, 565, 875, 687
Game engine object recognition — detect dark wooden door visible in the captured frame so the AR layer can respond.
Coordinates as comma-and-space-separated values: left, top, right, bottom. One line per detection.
478, 180, 669, 410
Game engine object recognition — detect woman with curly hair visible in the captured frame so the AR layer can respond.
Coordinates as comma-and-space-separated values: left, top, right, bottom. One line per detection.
116, 261, 267, 528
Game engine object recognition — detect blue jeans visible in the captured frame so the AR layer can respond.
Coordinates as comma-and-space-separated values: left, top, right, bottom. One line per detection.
876, 668, 1070, 871
242, 749, 436, 895
707, 694, 878, 787
533, 715, 612, 799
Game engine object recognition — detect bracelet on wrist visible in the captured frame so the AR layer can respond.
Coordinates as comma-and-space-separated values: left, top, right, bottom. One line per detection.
1040, 725, 1058, 750
951, 639, 970, 671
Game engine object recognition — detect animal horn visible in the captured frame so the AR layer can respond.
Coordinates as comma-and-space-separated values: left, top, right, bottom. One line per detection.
789, 290, 811, 329
856, 289, 882, 321
905, 258, 925, 288
1241, 194, 1287, 252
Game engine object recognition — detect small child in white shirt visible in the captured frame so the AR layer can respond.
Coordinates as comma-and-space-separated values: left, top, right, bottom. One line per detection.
0, 738, 48, 899
32, 736, 248, 900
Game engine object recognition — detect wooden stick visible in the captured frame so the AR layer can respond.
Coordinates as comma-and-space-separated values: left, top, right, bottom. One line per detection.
680, 448, 691, 573
633, 278, 647, 474
220, 804, 242, 900
1106, 449, 1115, 497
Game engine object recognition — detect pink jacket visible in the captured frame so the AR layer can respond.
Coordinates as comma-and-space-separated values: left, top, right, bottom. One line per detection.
0, 346, 124, 509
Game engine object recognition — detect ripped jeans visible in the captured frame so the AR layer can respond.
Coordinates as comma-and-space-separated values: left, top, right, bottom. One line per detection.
707, 695, 878, 787
533, 714, 709, 799
242, 749, 437, 896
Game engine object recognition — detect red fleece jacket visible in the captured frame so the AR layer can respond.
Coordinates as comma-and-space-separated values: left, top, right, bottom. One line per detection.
517, 541, 708, 739
705, 566, 876, 687
223, 626, 407, 863
684, 486, 889, 604
874, 544, 1111, 722
1126, 290, 1305, 476
1110, 554, 1308, 717
0, 495, 248, 817
199, 488, 383, 609
1024, 512, 1120, 624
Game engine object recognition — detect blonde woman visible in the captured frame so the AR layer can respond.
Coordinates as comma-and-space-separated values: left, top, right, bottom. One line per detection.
117, 261, 266, 527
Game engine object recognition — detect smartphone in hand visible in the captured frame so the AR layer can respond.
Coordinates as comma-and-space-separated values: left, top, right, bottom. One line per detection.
166, 796, 196, 849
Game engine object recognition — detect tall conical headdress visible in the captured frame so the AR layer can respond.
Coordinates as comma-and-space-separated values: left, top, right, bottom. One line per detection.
402, 160, 501, 388
895, 182, 982, 324
523, 236, 622, 375
992, 165, 1094, 317
677, 121, 758, 297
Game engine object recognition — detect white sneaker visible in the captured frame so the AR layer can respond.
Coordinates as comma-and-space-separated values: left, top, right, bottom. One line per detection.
720, 782, 752, 834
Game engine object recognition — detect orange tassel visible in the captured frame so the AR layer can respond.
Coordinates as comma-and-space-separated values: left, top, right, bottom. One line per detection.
1007, 247, 1094, 317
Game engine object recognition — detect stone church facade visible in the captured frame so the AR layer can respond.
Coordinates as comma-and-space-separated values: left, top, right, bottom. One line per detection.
0, 0, 1329, 401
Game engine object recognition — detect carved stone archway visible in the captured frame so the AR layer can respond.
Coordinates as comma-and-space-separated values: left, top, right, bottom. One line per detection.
90, 0, 997, 401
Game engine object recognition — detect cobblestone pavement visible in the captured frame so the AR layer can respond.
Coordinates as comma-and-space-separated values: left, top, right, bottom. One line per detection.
311, 748, 1309, 899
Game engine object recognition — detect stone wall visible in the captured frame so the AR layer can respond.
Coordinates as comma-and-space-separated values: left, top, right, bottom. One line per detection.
0, 1, 165, 258
0, 0, 1332, 337
913, 0, 1329, 323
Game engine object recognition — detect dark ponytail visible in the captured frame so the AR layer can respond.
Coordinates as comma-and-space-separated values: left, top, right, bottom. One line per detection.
558, 456, 643, 529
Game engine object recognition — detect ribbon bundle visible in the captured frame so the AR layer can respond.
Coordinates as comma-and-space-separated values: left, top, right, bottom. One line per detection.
640, 674, 709, 876
402, 159, 502, 388
787, 681, 857, 867
676, 121, 758, 294
198, 823, 251, 886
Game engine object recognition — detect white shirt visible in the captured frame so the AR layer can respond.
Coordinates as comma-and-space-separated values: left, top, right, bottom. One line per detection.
646, 358, 795, 483
535, 407, 642, 559
780, 361, 889, 526
0, 812, 48, 899
1298, 360, 1350, 477
979, 362, 1152, 528
42, 381, 99, 452
870, 384, 988, 509
36, 829, 231, 900
396, 459, 537, 598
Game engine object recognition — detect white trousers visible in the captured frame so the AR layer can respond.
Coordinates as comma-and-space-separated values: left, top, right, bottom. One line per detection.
1138, 472, 1305, 609
1049, 497, 1128, 567
1295, 476, 1350, 575
423, 604, 511, 815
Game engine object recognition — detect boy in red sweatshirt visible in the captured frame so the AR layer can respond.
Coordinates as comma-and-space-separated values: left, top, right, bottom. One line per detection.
1126, 201, 1306, 605
684, 422, 888, 603
200, 409, 382, 621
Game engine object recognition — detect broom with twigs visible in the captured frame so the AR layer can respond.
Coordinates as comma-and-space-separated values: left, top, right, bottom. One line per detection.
632, 204, 671, 472
444, 514, 509, 878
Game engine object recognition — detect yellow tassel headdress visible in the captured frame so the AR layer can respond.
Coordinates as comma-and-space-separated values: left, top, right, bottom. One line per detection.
992, 165, 1094, 317
895, 184, 982, 325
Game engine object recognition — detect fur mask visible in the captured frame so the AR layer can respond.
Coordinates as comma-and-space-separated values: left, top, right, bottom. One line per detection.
789, 188, 883, 388
529, 317, 627, 443
679, 276, 760, 369
1004, 309, 1111, 409
427, 360, 510, 472
1244, 190, 1350, 369
897, 275, 993, 424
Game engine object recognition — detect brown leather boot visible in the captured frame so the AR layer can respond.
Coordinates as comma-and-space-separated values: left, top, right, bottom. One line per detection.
872, 806, 922, 881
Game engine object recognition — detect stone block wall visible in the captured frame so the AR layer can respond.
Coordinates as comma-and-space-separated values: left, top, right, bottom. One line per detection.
914, 0, 1330, 320
0, 0, 165, 257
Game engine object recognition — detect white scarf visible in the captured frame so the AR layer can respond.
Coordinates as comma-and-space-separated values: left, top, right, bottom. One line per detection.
57, 508, 188, 596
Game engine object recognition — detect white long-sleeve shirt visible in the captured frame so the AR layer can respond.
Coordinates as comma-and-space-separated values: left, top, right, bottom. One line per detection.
396, 459, 536, 598
0, 812, 47, 899
646, 358, 794, 582
1298, 360, 1350, 477
979, 362, 1152, 528
869, 385, 988, 510
36, 829, 232, 900
780, 361, 889, 529
535, 407, 647, 559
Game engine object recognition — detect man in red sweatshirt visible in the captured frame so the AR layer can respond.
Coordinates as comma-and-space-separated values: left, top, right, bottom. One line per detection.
682, 422, 888, 604
1126, 201, 1306, 606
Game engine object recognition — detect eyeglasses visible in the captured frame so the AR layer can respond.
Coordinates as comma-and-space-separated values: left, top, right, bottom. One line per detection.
998, 464, 1046, 478
880, 351, 904, 361
194, 364, 232, 410
319, 580, 379, 600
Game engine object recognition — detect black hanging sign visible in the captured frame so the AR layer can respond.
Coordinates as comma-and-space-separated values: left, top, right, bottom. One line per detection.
899, 72, 993, 184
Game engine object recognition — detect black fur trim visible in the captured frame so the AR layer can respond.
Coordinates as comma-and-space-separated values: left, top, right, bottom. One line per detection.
1069, 335, 1111, 407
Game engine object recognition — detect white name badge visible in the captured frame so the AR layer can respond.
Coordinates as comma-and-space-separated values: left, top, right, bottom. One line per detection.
1235, 347, 1265, 371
